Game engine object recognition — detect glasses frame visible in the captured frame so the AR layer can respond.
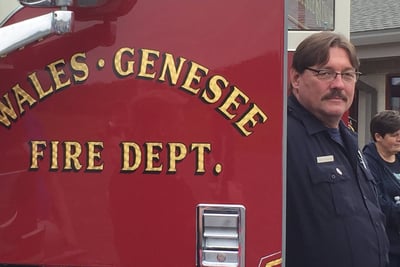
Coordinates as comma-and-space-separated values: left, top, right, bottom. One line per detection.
305, 67, 362, 83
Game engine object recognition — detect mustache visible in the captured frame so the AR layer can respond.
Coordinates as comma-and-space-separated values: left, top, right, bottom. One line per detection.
321, 89, 348, 101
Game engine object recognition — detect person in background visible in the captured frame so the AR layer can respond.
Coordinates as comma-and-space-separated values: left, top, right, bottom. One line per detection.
363, 110, 400, 267
286, 31, 389, 267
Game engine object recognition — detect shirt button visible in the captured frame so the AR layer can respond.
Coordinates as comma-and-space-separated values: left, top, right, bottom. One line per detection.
331, 174, 336, 179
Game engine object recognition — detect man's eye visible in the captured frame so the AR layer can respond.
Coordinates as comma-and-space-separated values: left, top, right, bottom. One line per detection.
343, 72, 355, 79
317, 71, 331, 77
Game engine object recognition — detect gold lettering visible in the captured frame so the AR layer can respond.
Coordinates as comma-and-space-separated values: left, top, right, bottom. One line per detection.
191, 143, 211, 174
3, 48, 268, 136
87, 141, 104, 171
64, 141, 82, 170
12, 84, 36, 114
168, 143, 187, 172
0, 93, 18, 127
201, 75, 228, 104
235, 104, 268, 136
28, 72, 54, 99
47, 59, 71, 91
30, 140, 46, 169
145, 142, 163, 172
218, 86, 249, 120
114, 47, 135, 77
138, 48, 160, 79
50, 141, 59, 170
159, 53, 187, 85
121, 142, 142, 171
181, 62, 209, 94
266, 258, 282, 267
71, 52, 89, 83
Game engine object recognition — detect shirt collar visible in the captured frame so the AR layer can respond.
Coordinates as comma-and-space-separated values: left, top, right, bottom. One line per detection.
288, 95, 330, 135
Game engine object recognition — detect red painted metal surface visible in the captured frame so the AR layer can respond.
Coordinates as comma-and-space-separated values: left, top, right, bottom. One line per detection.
0, 0, 284, 266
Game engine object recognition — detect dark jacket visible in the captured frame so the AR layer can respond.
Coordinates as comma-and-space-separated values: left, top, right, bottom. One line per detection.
286, 95, 389, 267
363, 142, 400, 254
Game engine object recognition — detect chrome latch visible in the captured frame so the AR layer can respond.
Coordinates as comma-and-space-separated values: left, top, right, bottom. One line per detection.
19, 0, 73, 7
197, 204, 246, 267
19, 0, 108, 8
0, 10, 73, 56
0, 0, 112, 57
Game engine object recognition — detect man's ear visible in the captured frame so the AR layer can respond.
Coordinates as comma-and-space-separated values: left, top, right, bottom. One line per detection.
290, 68, 300, 93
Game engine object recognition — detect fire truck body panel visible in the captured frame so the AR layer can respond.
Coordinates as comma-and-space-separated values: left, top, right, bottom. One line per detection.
0, 1, 285, 266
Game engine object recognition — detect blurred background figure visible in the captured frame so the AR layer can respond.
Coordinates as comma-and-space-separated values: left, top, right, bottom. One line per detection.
363, 110, 400, 267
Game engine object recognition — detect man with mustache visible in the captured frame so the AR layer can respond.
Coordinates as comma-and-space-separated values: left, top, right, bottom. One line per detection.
286, 31, 389, 267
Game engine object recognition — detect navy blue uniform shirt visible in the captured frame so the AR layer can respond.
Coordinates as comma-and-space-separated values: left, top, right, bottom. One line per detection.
364, 142, 400, 256
286, 95, 389, 267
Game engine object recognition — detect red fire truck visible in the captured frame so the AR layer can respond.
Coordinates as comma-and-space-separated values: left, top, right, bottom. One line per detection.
0, 0, 349, 266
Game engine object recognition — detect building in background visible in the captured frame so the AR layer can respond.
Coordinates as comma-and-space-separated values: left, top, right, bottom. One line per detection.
350, 0, 400, 146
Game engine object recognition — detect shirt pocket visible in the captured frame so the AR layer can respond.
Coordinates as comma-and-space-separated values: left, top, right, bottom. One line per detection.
308, 162, 357, 217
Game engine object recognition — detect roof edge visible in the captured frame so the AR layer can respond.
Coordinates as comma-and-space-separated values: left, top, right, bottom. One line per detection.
351, 28, 400, 46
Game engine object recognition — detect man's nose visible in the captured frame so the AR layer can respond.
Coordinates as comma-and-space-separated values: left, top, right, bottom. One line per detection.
330, 73, 346, 88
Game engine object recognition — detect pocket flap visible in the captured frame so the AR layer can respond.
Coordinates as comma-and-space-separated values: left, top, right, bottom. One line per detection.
308, 162, 350, 184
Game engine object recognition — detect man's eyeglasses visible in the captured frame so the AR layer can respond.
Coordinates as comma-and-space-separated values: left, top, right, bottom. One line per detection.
306, 67, 362, 83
